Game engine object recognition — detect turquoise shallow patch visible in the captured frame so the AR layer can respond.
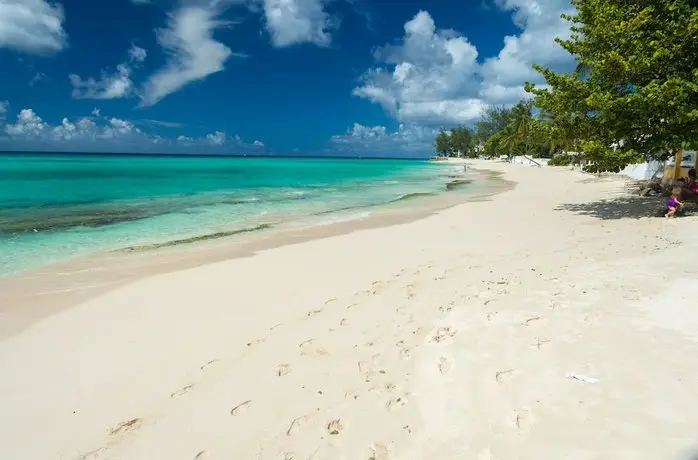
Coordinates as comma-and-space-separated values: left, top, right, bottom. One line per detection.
0, 154, 463, 275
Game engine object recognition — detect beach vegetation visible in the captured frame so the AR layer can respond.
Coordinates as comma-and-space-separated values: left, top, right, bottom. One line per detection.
433, 126, 477, 157
525, 0, 698, 173
547, 154, 573, 166
474, 101, 558, 160
474, 105, 516, 143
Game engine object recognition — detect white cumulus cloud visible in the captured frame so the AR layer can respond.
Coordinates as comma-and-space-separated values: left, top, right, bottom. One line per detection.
5, 109, 50, 137
128, 43, 147, 62
331, 122, 440, 155
262, 0, 332, 47
353, 11, 484, 126
0, 0, 67, 54
480, 0, 575, 104
3, 106, 264, 153
139, 5, 243, 107
205, 131, 227, 145
69, 44, 147, 100
353, 2, 574, 126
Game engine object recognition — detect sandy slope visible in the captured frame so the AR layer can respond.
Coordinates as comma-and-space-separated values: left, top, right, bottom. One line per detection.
1, 160, 698, 460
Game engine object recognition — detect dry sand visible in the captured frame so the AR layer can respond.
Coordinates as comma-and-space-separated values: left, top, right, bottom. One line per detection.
1, 160, 698, 460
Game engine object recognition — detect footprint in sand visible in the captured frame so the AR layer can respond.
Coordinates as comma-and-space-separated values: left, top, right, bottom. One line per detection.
276, 364, 291, 377
230, 400, 252, 416
340, 318, 349, 326
298, 339, 317, 356
385, 395, 408, 411
246, 338, 266, 347
298, 339, 328, 356
286, 415, 311, 436
193, 450, 210, 460
110, 418, 141, 437
369, 444, 393, 460
200, 359, 220, 371
513, 408, 533, 431
307, 308, 323, 317
495, 369, 515, 384
521, 316, 543, 327
358, 361, 372, 374
532, 338, 551, 350
170, 384, 195, 398
327, 419, 344, 435
429, 326, 457, 343
400, 348, 412, 360
438, 357, 452, 375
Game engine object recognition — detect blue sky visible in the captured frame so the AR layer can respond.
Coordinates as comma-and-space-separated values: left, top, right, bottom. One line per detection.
0, 0, 575, 156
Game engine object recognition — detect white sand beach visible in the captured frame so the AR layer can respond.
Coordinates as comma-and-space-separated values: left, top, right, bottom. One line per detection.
1, 160, 698, 460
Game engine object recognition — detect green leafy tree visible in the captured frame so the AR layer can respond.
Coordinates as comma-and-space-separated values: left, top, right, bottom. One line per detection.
475, 106, 515, 143
433, 126, 477, 157
450, 126, 476, 157
434, 130, 453, 156
482, 130, 506, 158
525, 0, 698, 173
505, 101, 536, 158
533, 110, 577, 157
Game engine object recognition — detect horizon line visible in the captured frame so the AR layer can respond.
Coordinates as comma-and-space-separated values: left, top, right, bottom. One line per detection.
0, 150, 429, 160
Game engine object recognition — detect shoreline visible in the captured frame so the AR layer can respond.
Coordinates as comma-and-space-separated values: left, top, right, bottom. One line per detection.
0, 162, 513, 340
0, 157, 462, 278
2, 160, 698, 459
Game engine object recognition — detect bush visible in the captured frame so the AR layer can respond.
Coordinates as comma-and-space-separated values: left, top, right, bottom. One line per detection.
548, 154, 572, 166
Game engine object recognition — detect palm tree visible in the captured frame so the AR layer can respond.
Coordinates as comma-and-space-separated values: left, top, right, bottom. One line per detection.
505, 101, 535, 158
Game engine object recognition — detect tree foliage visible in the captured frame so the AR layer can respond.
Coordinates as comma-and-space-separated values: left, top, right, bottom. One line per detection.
433, 100, 567, 160
474, 101, 558, 159
433, 126, 477, 157
474, 106, 515, 143
525, 0, 698, 172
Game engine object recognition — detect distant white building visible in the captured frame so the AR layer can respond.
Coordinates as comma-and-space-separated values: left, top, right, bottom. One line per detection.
619, 160, 665, 180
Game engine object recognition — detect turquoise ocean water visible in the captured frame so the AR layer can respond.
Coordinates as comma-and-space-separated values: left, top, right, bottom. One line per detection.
0, 153, 466, 276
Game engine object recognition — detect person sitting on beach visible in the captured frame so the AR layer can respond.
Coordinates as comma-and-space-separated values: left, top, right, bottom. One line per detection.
666, 187, 684, 218
683, 168, 698, 198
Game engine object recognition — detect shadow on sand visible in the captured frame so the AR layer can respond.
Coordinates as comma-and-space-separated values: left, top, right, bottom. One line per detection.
556, 196, 697, 220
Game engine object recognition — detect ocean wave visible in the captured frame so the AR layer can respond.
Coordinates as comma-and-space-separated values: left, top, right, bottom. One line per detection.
313, 204, 366, 216
116, 223, 273, 252
320, 211, 371, 224
390, 192, 437, 203
446, 179, 472, 191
